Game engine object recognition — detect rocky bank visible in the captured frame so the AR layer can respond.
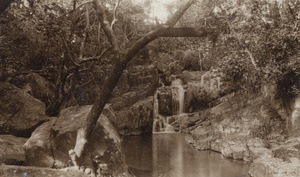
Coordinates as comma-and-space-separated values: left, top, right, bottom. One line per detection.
165, 70, 300, 177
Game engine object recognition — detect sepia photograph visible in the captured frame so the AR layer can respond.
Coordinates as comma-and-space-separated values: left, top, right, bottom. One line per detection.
0, 0, 299, 176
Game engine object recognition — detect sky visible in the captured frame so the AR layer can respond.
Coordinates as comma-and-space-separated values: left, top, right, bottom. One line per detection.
133, 0, 177, 23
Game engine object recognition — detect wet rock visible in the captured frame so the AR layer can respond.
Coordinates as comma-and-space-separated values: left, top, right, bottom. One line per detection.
0, 135, 27, 165
24, 105, 129, 176
157, 87, 173, 116
186, 125, 213, 150
0, 165, 89, 177
0, 82, 50, 137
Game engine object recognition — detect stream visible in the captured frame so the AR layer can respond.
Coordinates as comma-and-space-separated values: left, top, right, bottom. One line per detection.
122, 133, 250, 177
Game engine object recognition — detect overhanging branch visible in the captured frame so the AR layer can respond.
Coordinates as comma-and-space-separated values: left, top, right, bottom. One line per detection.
93, 0, 119, 52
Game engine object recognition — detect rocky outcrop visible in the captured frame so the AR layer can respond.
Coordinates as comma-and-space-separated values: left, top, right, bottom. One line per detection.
157, 87, 173, 116
249, 157, 300, 177
183, 70, 235, 111
178, 87, 300, 176
112, 64, 159, 98
262, 84, 300, 137
0, 135, 27, 165
108, 64, 159, 135
25, 73, 56, 109
0, 165, 89, 177
24, 105, 129, 176
112, 96, 154, 135
183, 91, 287, 161
0, 82, 51, 137
288, 96, 300, 137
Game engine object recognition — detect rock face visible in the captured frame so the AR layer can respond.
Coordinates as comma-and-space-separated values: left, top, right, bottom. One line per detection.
0, 82, 51, 137
0, 165, 89, 177
112, 64, 159, 98
0, 135, 27, 165
108, 64, 159, 135
183, 70, 234, 111
182, 91, 287, 162
112, 97, 154, 135
157, 87, 173, 116
24, 105, 129, 176
249, 137, 300, 177
249, 158, 300, 177
178, 84, 300, 176
288, 96, 300, 137
25, 73, 56, 109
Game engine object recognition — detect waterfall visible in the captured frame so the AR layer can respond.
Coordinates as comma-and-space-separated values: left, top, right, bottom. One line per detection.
171, 79, 185, 115
153, 78, 185, 133
152, 91, 175, 133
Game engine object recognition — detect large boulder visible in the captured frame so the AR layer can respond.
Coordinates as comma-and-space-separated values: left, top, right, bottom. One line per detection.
0, 82, 50, 137
25, 73, 56, 109
0, 135, 27, 165
24, 119, 56, 167
249, 137, 300, 177
107, 65, 158, 135
249, 157, 300, 177
24, 105, 129, 176
112, 96, 154, 135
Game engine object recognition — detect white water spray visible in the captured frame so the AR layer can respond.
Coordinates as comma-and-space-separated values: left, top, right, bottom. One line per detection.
153, 78, 185, 133
171, 79, 185, 115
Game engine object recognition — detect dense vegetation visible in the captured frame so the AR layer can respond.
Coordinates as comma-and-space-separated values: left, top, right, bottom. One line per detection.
1, 0, 299, 171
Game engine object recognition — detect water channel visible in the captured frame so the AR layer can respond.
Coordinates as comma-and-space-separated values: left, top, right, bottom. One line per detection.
122, 133, 250, 177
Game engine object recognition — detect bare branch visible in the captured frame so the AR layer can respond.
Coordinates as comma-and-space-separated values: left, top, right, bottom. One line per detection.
79, 47, 111, 64
78, 5, 90, 60
93, 0, 119, 52
60, 35, 80, 66
111, 0, 120, 29
165, 0, 195, 27
123, 0, 196, 63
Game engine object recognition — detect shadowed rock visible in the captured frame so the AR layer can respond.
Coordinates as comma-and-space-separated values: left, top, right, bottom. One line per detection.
24, 105, 129, 176
0, 82, 51, 137
0, 135, 27, 165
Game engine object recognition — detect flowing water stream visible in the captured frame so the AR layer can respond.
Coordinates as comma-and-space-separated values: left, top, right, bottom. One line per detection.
144, 77, 250, 176
153, 78, 185, 133
122, 133, 250, 177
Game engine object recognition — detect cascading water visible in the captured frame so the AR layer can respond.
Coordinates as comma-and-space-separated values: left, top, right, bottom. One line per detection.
171, 79, 185, 115
153, 91, 175, 133
153, 78, 185, 133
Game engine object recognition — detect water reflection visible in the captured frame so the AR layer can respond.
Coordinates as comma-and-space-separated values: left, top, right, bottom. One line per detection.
122, 133, 250, 177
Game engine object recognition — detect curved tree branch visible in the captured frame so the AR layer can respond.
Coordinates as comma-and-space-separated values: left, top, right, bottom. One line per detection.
93, 0, 119, 52
71, 0, 196, 166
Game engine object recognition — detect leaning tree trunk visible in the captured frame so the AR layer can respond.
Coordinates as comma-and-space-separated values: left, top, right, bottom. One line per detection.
70, 0, 196, 167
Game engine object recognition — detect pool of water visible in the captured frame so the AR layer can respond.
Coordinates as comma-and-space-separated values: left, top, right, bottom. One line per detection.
122, 133, 250, 177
